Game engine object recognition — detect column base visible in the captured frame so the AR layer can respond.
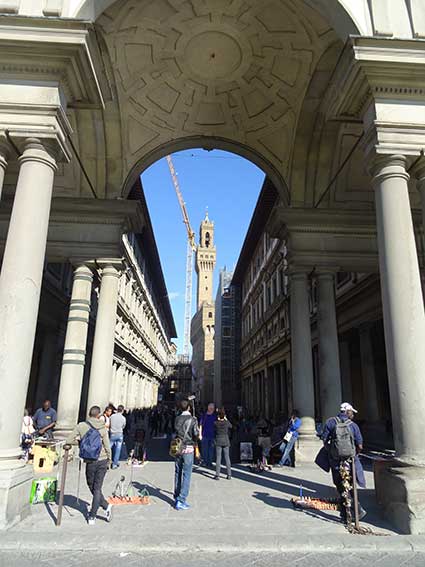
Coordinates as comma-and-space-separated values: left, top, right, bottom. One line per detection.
0, 464, 33, 529
295, 434, 322, 464
374, 459, 425, 534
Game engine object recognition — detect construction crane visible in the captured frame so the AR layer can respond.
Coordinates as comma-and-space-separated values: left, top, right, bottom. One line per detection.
166, 154, 196, 359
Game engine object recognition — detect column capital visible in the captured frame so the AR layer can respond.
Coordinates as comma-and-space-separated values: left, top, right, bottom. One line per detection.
73, 264, 93, 282
90, 258, 124, 273
18, 138, 58, 172
287, 268, 311, 280
316, 270, 338, 280
369, 154, 409, 187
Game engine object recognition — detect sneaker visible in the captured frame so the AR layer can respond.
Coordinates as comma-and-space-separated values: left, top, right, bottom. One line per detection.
105, 503, 113, 523
227, 476, 232, 480
87, 516, 96, 526
214, 475, 220, 481
175, 501, 190, 511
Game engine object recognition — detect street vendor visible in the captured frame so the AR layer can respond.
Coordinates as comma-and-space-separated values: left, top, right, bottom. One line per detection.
316, 402, 367, 523
33, 399, 57, 439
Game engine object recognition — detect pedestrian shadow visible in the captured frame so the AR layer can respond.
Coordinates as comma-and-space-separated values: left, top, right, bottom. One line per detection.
132, 481, 175, 506
252, 491, 293, 509
229, 466, 319, 497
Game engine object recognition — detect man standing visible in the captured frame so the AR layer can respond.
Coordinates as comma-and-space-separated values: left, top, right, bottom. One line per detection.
199, 402, 216, 467
109, 405, 126, 469
174, 399, 199, 510
65, 405, 113, 526
33, 400, 57, 439
321, 402, 366, 523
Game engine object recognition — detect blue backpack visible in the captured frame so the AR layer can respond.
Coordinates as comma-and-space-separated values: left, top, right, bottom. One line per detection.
79, 423, 102, 461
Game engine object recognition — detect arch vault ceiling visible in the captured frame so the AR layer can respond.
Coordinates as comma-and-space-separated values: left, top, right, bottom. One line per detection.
97, 0, 340, 193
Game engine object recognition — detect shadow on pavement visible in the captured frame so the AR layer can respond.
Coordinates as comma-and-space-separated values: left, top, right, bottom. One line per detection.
132, 481, 175, 507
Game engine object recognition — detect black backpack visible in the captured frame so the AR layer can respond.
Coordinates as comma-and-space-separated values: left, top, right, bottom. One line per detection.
329, 417, 356, 461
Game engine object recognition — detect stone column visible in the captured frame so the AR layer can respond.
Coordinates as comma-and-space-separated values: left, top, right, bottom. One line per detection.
0, 139, 56, 464
317, 272, 342, 421
290, 271, 320, 461
56, 265, 93, 432
339, 340, 353, 403
87, 264, 120, 412
0, 136, 9, 201
372, 155, 425, 464
359, 324, 380, 422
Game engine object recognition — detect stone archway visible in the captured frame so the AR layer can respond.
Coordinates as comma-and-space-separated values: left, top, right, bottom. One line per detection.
122, 135, 288, 203
91, 0, 357, 204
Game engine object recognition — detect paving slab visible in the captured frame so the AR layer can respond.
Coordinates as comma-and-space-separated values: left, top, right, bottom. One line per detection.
0, 438, 424, 556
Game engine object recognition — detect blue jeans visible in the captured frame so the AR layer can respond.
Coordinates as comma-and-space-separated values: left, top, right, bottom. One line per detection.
110, 434, 123, 468
174, 452, 194, 504
201, 438, 215, 466
279, 436, 296, 466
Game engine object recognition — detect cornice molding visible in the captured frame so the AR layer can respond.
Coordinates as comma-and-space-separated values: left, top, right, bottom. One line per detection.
325, 36, 425, 158
0, 18, 110, 107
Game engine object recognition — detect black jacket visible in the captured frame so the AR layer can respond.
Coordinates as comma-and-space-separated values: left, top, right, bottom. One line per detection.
214, 418, 232, 447
174, 413, 199, 446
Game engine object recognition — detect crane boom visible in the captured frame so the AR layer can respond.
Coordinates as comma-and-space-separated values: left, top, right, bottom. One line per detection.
166, 154, 195, 359
166, 155, 196, 250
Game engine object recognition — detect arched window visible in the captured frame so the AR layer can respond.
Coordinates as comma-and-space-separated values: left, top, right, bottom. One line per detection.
205, 232, 210, 248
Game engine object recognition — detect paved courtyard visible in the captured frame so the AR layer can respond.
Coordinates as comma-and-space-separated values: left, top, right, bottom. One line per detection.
1, 439, 425, 566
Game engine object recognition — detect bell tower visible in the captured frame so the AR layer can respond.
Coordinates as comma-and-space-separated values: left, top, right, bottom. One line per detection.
195, 211, 216, 310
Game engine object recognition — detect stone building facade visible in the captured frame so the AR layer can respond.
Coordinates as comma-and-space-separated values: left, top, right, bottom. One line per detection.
191, 213, 216, 405
214, 269, 241, 410
232, 181, 291, 421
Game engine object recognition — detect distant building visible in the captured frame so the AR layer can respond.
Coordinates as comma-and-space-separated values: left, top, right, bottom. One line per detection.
190, 212, 216, 405
214, 269, 241, 410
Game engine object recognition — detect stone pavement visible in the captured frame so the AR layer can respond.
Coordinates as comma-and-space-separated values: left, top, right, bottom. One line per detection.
1, 438, 425, 563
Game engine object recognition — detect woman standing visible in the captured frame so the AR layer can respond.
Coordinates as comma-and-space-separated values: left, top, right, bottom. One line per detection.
214, 408, 232, 480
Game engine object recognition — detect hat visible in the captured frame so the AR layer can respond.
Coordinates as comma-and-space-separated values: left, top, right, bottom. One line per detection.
340, 402, 358, 414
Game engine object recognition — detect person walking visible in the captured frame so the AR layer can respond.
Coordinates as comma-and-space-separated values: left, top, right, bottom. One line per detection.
199, 402, 216, 467
173, 399, 199, 510
277, 410, 301, 467
109, 405, 126, 469
320, 402, 367, 523
214, 408, 232, 480
65, 405, 113, 526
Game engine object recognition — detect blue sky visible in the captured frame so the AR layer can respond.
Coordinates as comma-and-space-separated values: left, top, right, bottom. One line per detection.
141, 149, 265, 352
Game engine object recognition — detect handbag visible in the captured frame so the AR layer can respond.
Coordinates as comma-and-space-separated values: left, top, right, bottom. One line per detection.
169, 417, 192, 458
283, 431, 293, 443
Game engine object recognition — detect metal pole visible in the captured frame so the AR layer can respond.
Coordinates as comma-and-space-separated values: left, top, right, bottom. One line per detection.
56, 446, 70, 527
351, 457, 360, 530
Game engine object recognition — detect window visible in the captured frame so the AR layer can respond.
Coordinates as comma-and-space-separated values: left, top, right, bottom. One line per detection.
205, 232, 211, 248
223, 326, 231, 337
208, 312, 213, 318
